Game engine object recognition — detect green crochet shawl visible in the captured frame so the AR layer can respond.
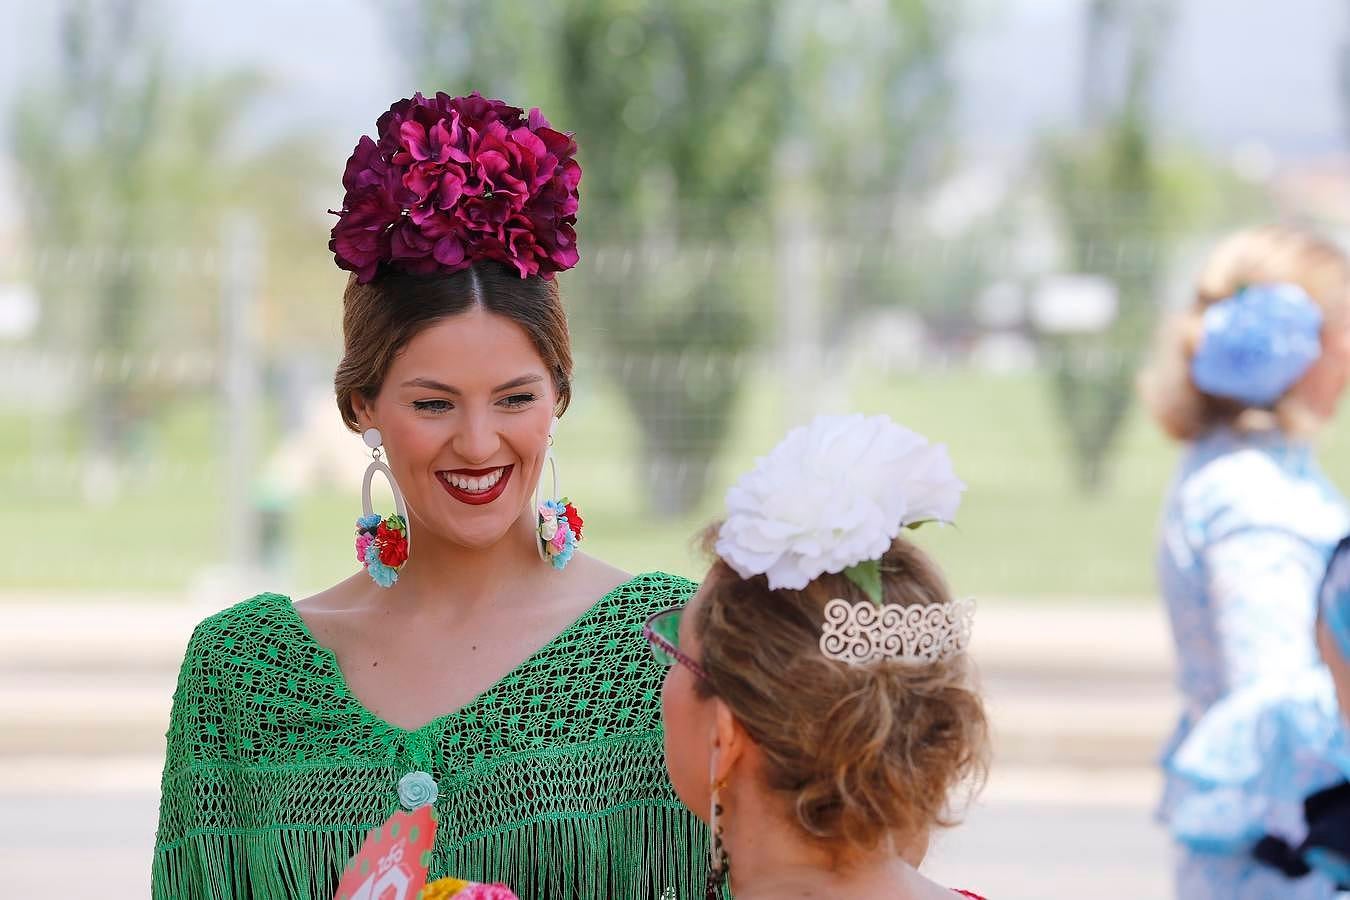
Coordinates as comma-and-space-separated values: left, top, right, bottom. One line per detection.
152, 571, 708, 899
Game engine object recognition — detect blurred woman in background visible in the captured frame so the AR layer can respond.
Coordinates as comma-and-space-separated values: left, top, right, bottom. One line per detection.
1141, 225, 1350, 897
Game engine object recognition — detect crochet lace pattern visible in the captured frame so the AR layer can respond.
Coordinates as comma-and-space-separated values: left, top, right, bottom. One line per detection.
153, 572, 706, 899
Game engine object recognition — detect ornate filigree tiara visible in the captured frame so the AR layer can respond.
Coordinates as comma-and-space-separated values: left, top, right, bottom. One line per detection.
819, 596, 975, 665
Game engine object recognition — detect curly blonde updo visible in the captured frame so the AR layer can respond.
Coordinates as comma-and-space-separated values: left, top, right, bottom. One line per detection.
1140, 225, 1350, 441
693, 532, 989, 857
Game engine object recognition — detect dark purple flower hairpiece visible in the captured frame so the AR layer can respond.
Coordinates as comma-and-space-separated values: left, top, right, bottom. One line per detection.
329, 92, 582, 283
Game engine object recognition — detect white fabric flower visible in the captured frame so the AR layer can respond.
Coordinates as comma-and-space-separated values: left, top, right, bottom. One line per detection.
715, 414, 965, 590
539, 513, 559, 541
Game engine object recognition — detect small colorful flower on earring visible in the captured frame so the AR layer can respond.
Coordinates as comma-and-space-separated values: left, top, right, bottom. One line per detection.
356, 513, 409, 587
538, 498, 584, 570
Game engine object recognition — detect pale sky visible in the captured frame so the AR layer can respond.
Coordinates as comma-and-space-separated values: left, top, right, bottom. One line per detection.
0, 0, 1346, 171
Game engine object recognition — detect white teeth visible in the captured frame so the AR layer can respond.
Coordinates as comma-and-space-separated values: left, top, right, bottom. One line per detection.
446, 468, 504, 493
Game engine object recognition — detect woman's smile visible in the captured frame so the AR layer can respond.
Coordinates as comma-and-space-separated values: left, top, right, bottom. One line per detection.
437, 464, 515, 506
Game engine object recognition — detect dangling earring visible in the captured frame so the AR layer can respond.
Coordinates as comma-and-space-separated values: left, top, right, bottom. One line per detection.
706, 756, 729, 900
535, 416, 584, 570
355, 427, 411, 588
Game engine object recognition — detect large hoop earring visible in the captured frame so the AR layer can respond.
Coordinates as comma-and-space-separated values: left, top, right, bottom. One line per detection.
535, 417, 584, 570
533, 448, 559, 563
355, 427, 411, 588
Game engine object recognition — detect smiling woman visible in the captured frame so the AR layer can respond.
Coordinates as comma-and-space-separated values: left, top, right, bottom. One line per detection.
151, 93, 709, 900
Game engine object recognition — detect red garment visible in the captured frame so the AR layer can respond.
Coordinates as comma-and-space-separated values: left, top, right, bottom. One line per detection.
955, 892, 986, 899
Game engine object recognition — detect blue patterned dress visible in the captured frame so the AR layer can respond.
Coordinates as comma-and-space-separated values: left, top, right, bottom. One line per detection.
1158, 427, 1350, 897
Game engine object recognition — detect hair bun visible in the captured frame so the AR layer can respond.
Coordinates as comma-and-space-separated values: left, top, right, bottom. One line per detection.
790, 655, 987, 849
697, 537, 989, 855
329, 92, 582, 284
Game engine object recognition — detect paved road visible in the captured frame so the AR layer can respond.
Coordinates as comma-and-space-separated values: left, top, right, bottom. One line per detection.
1, 767, 1172, 900
926, 799, 1171, 898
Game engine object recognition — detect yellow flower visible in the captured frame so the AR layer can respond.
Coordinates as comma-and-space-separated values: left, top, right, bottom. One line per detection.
422, 877, 472, 899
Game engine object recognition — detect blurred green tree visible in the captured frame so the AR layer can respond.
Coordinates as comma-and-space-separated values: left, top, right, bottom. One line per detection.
780, 1, 963, 341
1037, 0, 1173, 493
388, 0, 964, 514
1038, 0, 1271, 492
389, 0, 782, 515
10, 0, 323, 472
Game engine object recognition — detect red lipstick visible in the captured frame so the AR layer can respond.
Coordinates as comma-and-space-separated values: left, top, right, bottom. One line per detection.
436, 464, 514, 506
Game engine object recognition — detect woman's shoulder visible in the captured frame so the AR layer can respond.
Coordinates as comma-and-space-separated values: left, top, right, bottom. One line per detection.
1176, 434, 1345, 543
1181, 431, 1293, 493
482, 570, 696, 745
176, 592, 306, 680
165, 593, 314, 765
186, 591, 295, 646
623, 568, 698, 596
602, 569, 698, 617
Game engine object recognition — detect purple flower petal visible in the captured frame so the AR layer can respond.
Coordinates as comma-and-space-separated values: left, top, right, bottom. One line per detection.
329, 92, 582, 281
433, 236, 467, 267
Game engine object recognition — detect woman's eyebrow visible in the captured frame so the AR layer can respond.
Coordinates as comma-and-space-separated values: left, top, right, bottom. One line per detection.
400, 374, 545, 394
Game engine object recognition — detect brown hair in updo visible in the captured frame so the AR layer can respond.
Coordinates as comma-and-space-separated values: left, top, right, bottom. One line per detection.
693, 530, 989, 858
333, 260, 574, 430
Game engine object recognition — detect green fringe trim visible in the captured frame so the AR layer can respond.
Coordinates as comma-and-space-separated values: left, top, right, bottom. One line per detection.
152, 803, 708, 900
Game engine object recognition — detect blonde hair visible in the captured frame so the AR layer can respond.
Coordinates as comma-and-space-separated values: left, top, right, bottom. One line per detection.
694, 530, 989, 860
1140, 225, 1350, 441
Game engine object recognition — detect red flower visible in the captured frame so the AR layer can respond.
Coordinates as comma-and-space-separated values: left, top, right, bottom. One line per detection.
330, 92, 581, 283
562, 502, 584, 542
376, 523, 409, 568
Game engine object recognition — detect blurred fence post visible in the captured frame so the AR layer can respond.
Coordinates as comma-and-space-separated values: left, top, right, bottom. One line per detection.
775, 143, 824, 429
220, 215, 262, 574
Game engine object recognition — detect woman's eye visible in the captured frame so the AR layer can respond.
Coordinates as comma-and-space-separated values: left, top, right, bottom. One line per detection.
500, 393, 536, 409
412, 399, 453, 413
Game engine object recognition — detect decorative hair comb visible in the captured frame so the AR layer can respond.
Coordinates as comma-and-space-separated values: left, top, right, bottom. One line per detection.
715, 414, 973, 666
819, 596, 975, 665
329, 92, 581, 284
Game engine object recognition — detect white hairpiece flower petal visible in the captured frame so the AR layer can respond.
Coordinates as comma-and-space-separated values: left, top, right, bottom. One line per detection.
715, 414, 965, 591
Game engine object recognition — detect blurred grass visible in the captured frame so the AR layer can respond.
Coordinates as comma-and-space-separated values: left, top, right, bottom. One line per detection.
21, 367, 1343, 601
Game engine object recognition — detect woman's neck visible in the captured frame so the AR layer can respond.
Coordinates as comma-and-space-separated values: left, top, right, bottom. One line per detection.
721, 787, 936, 900
386, 505, 549, 616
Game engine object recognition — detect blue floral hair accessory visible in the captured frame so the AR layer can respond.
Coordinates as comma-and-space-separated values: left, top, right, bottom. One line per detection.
1190, 282, 1323, 408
